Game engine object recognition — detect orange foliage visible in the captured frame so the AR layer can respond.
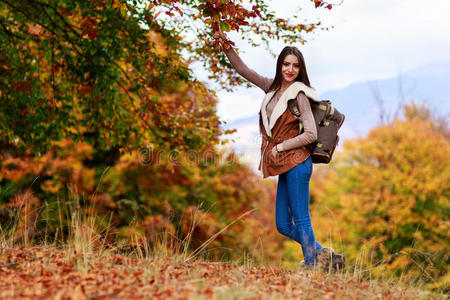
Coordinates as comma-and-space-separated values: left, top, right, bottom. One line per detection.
0, 135, 287, 264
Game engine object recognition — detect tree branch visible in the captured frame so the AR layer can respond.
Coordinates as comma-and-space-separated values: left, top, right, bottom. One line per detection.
27, 0, 82, 38
0, 19, 27, 40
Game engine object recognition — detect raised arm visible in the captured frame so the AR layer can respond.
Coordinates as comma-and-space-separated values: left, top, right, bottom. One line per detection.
223, 47, 272, 92
213, 27, 272, 93
279, 92, 317, 151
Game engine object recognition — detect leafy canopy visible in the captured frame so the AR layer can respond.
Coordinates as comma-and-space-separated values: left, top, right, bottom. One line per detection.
0, 0, 333, 154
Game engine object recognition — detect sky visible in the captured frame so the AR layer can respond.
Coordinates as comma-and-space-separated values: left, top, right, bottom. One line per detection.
193, 0, 450, 123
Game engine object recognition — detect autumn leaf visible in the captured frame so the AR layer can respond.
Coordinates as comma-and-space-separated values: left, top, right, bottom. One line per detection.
78, 84, 92, 95
28, 24, 42, 36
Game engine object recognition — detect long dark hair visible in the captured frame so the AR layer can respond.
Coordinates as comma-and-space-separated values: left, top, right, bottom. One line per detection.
267, 46, 311, 93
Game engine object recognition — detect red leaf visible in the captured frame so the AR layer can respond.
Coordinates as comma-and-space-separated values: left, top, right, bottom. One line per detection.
174, 5, 183, 16
20, 107, 28, 116
28, 24, 42, 36
78, 84, 92, 95
59, 6, 72, 16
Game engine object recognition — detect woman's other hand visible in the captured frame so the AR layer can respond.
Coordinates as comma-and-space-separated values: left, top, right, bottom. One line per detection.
272, 143, 283, 157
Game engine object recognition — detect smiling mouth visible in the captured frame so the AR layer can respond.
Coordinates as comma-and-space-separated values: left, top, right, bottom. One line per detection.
286, 73, 294, 77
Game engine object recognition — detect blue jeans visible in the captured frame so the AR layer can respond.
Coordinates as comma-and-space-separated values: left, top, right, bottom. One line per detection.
275, 155, 323, 265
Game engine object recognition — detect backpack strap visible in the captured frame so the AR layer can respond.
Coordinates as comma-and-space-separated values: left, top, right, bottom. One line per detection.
287, 98, 304, 134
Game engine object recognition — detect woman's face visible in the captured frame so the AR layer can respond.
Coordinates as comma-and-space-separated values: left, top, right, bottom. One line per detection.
281, 54, 300, 84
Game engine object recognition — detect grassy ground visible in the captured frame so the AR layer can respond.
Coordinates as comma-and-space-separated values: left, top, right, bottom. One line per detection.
0, 244, 444, 300
0, 191, 445, 299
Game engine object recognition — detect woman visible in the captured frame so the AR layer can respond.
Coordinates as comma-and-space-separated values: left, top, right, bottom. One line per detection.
213, 28, 345, 272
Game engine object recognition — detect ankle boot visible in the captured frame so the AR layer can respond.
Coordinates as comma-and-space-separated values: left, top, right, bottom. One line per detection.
331, 253, 345, 272
316, 247, 334, 271
316, 247, 346, 273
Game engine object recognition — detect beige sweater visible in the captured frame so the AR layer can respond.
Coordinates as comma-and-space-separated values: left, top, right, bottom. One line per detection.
224, 47, 317, 152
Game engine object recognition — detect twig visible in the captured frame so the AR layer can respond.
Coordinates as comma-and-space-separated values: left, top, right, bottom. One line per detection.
0, 0, 58, 37
27, 0, 82, 38
0, 0, 86, 59
0, 19, 27, 40
0, 247, 43, 261
0, 262, 19, 268
183, 208, 257, 263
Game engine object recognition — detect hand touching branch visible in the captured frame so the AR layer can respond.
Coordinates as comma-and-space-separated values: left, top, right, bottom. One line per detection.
212, 24, 234, 50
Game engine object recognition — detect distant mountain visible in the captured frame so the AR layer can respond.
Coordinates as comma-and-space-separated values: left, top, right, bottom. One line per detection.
322, 63, 450, 139
220, 63, 450, 173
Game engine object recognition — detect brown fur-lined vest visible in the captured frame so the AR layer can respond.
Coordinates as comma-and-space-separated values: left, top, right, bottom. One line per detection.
258, 82, 319, 178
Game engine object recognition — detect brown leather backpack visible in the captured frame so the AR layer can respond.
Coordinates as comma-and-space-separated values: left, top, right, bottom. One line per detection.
288, 98, 345, 164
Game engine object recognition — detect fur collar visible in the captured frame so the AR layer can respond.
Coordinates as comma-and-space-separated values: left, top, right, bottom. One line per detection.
260, 81, 319, 137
